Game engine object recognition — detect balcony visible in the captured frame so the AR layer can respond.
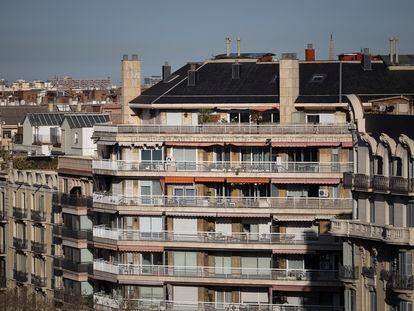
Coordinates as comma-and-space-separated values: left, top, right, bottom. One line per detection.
53, 224, 62, 236
339, 265, 359, 281
93, 227, 338, 251
372, 175, 389, 192
60, 193, 92, 210
330, 220, 384, 241
0, 210, 7, 222
383, 226, 414, 245
389, 273, 414, 291
12, 207, 27, 220
94, 293, 344, 311
62, 259, 92, 273
13, 237, 28, 251
31, 210, 46, 222
13, 270, 28, 283
31, 241, 47, 254
92, 160, 352, 177
31, 274, 47, 287
54, 256, 64, 269
0, 244, 5, 255
353, 173, 372, 191
93, 194, 353, 215
61, 227, 92, 240
342, 172, 354, 189
361, 266, 375, 278
389, 177, 414, 194
94, 260, 339, 285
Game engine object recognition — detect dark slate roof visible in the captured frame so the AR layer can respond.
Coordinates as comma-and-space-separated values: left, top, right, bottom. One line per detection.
365, 114, 414, 141
381, 54, 414, 66
27, 113, 65, 126
299, 62, 414, 103
131, 62, 280, 105
64, 113, 110, 128
0, 106, 49, 125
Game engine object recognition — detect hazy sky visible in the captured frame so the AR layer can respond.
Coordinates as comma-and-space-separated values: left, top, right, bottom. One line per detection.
1, 0, 413, 84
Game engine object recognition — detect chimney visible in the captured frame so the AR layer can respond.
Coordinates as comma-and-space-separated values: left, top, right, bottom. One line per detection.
305, 43, 315, 61
361, 48, 372, 71
162, 62, 171, 82
389, 37, 394, 63
187, 63, 197, 86
394, 37, 399, 64
121, 54, 141, 124
225, 37, 232, 57
237, 37, 241, 57
279, 53, 299, 124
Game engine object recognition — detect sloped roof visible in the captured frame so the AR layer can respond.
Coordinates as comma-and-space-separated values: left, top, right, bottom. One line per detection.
131, 62, 280, 105
64, 114, 110, 128
27, 113, 65, 126
365, 114, 414, 141
0, 106, 49, 126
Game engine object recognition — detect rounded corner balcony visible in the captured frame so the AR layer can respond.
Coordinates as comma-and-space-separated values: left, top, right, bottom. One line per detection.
338, 265, 359, 283
59, 193, 92, 212
387, 272, 414, 294
92, 194, 353, 216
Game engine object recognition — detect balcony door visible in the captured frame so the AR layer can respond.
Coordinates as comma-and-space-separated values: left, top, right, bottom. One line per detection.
215, 255, 232, 275
166, 112, 182, 126
140, 216, 163, 239
215, 289, 232, 309
173, 251, 197, 275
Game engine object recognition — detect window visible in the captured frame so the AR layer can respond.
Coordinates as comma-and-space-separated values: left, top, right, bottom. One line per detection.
345, 288, 356, 311
407, 202, 414, 227
398, 252, 412, 276
389, 203, 395, 226
306, 114, 320, 124
215, 255, 232, 274
394, 158, 403, 177
216, 289, 232, 307
74, 132, 78, 144
370, 200, 376, 223
369, 290, 377, 311
376, 156, 383, 175
229, 112, 250, 123
63, 179, 68, 193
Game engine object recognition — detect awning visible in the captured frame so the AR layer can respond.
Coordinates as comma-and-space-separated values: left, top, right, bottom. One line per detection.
166, 212, 217, 217
227, 177, 270, 183
165, 142, 225, 147
271, 142, 341, 147
164, 176, 194, 184
217, 213, 270, 218
273, 215, 316, 221
250, 107, 278, 112
228, 142, 270, 147
194, 177, 226, 183
272, 285, 340, 292
120, 211, 163, 216
341, 142, 353, 148
118, 246, 164, 252
271, 178, 340, 184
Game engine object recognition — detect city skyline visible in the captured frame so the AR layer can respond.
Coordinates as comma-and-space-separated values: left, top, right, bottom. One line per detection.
1, 0, 414, 83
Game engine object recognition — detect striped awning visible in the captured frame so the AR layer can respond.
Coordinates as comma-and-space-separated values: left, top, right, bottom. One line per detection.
227, 177, 270, 183
194, 177, 226, 183
164, 176, 194, 184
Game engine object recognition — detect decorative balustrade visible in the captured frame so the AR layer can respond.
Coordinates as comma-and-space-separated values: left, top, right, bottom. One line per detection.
94, 123, 352, 135
93, 160, 352, 174
93, 260, 338, 281
372, 175, 389, 192
353, 174, 371, 190
93, 194, 353, 210
389, 273, 414, 291
339, 265, 359, 280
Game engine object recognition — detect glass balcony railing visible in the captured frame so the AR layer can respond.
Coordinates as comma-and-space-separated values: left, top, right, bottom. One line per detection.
93, 194, 353, 210
93, 160, 353, 174
93, 260, 339, 281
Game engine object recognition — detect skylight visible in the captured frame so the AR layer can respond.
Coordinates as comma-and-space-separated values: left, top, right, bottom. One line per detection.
310, 74, 326, 83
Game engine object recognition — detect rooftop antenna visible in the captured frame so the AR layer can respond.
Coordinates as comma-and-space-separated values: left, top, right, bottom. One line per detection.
328, 33, 335, 61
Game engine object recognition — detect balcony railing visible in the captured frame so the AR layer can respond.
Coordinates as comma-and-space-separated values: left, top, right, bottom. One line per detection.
13, 270, 27, 283
53, 224, 62, 236
330, 220, 385, 241
389, 273, 414, 291
92, 160, 352, 174
94, 123, 352, 135
31, 210, 46, 222
13, 237, 28, 250
339, 265, 359, 280
372, 175, 389, 192
0, 210, 7, 221
93, 194, 353, 210
54, 256, 64, 268
354, 174, 371, 190
61, 227, 92, 240
94, 261, 338, 281
31, 274, 47, 287
361, 266, 375, 278
93, 227, 335, 245
389, 177, 414, 193
31, 241, 47, 254
60, 193, 92, 209
62, 259, 92, 273
13, 207, 27, 219
94, 294, 344, 311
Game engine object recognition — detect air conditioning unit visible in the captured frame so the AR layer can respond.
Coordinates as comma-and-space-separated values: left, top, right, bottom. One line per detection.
318, 189, 329, 197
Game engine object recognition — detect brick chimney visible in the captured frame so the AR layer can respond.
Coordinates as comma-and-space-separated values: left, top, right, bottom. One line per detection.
305, 43, 315, 61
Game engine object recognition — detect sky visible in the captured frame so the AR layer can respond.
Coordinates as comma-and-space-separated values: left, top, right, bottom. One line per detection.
1, 0, 413, 85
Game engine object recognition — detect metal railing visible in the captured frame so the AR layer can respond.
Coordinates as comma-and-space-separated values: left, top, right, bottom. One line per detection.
13, 237, 28, 250
94, 294, 344, 311
93, 194, 353, 210
93, 123, 352, 135
13, 207, 27, 219
62, 259, 92, 273
389, 273, 414, 290
354, 174, 371, 190
13, 270, 27, 283
0, 210, 7, 221
93, 227, 335, 245
372, 175, 389, 192
93, 260, 338, 281
60, 193, 93, 208
31, 274, 47, 287
61, 227, 92, 240
31, 241, 47, 254
92, 160, 352, 174
31, 210, 46, 222
389, 177, 414, 193
361, 266, 375, 278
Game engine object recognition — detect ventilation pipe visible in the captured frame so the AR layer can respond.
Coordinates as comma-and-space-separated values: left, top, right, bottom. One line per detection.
225, 37, 231, 57
237, 37, 241, 57
389, 37, 394, 63
394, 37, 399, 64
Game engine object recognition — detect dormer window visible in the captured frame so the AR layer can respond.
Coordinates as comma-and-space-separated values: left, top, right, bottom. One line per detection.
310, 74, 326, 83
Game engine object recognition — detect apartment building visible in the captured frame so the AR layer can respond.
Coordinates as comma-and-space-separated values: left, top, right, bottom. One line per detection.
331, 112, 414, 311
78, 51, 361, 311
